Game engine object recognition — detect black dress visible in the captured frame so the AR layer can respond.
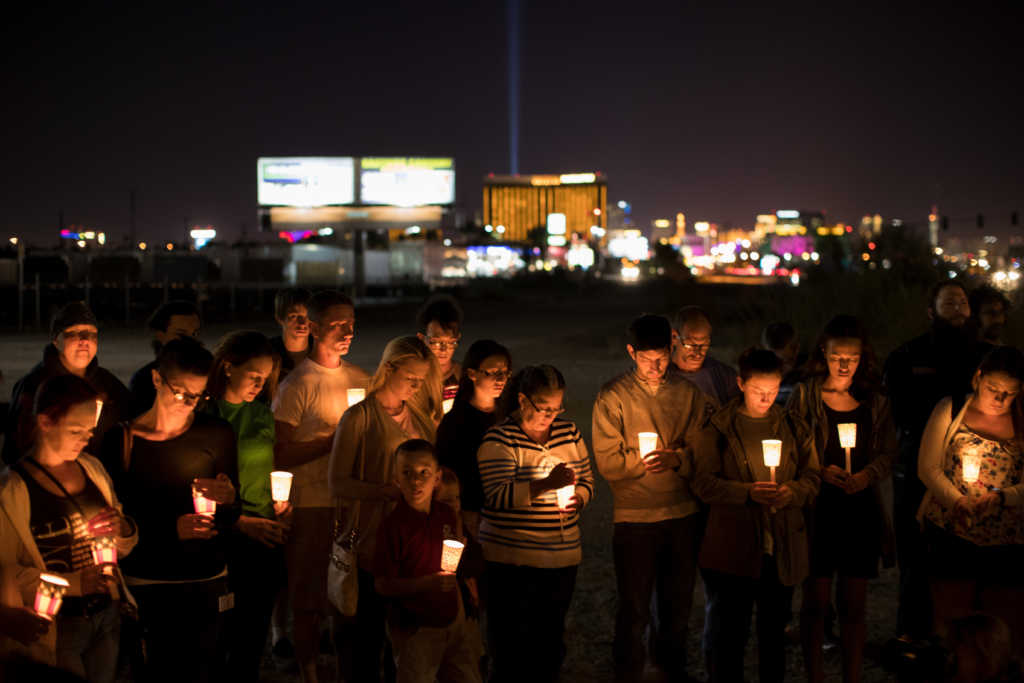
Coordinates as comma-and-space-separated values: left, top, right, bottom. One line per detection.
809, 402, 882, 579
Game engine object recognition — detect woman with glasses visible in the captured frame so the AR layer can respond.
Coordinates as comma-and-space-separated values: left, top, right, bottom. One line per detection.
100, 337, 239, 683
329, 336, 440, 682
477, 365, 595, 683
416, 294, 464, 422
436, 339, 511, 539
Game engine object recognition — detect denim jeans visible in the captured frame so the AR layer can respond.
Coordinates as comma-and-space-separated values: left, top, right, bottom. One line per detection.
702, 557, 794, 683
56, 600, 121, 683
612, 515, 700, 679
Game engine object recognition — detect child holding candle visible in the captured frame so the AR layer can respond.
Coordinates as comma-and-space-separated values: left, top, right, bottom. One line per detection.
479, 365, 594, 683
786, 315, 897, 683
372, 440, 481, 683
917, 346, 1024, 650
0, 375, 137, 679
692, 348, 820, 683
591, 314, 708, 681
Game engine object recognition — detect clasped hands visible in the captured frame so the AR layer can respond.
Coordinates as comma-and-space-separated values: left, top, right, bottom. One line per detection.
951, 491, 1002, 527
750, 481, 795, 509
821, 465, 870, 494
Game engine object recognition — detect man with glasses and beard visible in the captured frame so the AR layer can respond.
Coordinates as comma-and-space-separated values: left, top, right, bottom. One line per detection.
670, 306, 740, 408
3, 302, 130, 465
884, 280, 993, 640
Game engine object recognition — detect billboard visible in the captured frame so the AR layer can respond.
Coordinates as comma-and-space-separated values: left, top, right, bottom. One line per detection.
258, 157, 355, 207
359, 157, 455, 206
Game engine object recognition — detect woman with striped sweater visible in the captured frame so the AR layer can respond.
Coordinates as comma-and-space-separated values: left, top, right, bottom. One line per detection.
477, 365, 595, 683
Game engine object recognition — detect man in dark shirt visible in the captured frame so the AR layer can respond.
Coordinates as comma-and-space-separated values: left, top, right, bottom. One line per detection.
670, 306, 741, 408
884, 280, 991, 638
269, 287, 312, 383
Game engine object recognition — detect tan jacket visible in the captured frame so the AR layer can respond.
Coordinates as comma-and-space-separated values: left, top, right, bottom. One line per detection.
592, 369, 710, 523
691, 400, 820, 586
0, 453, 138, 665
786, 378, 898, 567
328, 395, 437, 564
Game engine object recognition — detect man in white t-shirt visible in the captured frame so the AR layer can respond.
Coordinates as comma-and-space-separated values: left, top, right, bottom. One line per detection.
272, 289, 369, 683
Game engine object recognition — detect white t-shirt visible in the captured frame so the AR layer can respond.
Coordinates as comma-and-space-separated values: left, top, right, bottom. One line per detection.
272, 357, 370, 507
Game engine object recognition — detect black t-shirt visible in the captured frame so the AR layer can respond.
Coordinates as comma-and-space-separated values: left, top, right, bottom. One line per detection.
101, 412, 239, 581
19, 461, 107, 573
436, 400, 498, 513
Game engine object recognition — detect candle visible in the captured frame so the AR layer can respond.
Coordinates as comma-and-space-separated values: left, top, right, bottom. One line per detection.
440, 539, 464, 573
346, 388, 365, 406
962, 455, 981, 484
638, 432, 659, 459
192, 484, 217, 517
556, 484, 575, 511
442, 398, 455, 414
837, 423, 857, 474
762, 439, 782, 483
34, 573, 70, 619
94, 399, 103, 427
270, 471, 293, 503
91, 536, 117, 566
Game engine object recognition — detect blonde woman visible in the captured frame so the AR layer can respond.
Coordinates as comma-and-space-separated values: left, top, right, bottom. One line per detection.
328, 336, 439, 683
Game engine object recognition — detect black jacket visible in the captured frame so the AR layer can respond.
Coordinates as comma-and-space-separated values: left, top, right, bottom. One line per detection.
3, 344, 132, 464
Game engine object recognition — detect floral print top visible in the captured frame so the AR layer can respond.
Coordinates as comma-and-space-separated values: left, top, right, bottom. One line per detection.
924, 423, 1024, 546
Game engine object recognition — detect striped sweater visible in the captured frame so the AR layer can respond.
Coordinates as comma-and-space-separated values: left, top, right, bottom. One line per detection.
477, 416, 595, 568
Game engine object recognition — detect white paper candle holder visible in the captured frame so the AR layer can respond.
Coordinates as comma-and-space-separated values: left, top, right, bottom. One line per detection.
192, 484, 217, 516
34, 573, 70, 619
638, 432, 659, 459
270, 471, 293, 503
962, 455, 981, 484
346, 388, 366, 405
440, 539, 464, 573
762, 439, 782, 483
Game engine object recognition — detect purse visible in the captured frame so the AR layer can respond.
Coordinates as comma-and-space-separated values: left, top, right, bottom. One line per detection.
327, 446, 364, 617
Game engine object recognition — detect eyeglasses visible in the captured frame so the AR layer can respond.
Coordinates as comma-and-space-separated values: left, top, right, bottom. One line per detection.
62, 330, 98, 342
681, 343, 710, 354
158, 371, 205, 405
524, 394, 565, 417
426, 337, 459, 351
480, 368, 510, 381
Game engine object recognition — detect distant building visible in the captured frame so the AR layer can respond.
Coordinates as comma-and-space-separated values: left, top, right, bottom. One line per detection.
482, 173, 607, 243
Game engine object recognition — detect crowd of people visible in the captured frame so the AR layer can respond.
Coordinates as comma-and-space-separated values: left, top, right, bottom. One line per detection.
0, 280, 1020, 683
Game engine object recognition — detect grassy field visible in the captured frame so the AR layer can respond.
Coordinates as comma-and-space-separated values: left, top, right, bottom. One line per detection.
3, 274, 1012, 681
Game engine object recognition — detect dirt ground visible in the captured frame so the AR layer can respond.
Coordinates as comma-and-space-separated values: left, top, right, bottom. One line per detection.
1, 279, 914, 681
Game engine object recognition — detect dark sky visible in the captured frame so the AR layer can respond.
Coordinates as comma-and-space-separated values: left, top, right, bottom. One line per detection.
4, 1, 1022, 244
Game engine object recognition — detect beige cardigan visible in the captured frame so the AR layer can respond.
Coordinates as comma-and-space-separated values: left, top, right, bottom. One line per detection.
0, 453, 138, 665
916, 394, 1024, 523
328, 394, 436, 564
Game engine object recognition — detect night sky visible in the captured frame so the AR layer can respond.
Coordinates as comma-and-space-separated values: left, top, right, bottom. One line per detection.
4, 2, 1022, 244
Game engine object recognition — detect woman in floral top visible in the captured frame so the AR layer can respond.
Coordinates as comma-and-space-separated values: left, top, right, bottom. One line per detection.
917, 346, 1024, 646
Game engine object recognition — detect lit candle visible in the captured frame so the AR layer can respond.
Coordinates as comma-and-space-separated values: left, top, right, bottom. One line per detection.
192, 484, 217, 517
638, 432, 659, 459
962, 454, 981, 484
346, 388, 366, 406
440, 539, 464, 573
94, 400, 103, 428
442, 398, 455, 414
34, 573, 70, 619
762, 439, 782, 483
556, 484, 575, 511
270, 471, 293, 503
837, 423, 857, 474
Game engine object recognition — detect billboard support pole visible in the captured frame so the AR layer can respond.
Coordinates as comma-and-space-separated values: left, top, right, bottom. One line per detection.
353, 229, 365, 299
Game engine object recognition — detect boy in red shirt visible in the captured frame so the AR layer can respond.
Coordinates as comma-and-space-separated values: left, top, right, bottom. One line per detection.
373, 439, 482, 683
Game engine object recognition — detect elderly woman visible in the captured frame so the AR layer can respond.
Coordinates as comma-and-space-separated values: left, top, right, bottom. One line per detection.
329, 336, 440, 683
917, 345, 1024, 649
0, 374, 137, 681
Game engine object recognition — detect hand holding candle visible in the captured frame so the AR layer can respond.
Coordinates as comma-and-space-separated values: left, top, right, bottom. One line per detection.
440, 539, 464, 573
837, 423, 857, 474
761, 439, 782, 483
638, 432, 659, 459
270, 471, 293, 503
962, 454, 981, 484
91, 536, 118, 576
192, 484, 217, 516
34, 574, 70, 619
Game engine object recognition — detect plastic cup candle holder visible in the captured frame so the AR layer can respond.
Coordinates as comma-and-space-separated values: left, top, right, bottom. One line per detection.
556, 484, 575, 511
346, 388, 365, 406
837, 423, 857, 474
270, 471, 293, 503
34, 573, 70, 619
762, 439, 782, 483
638, 432, 659, 459
962, 455, 981, 484
94, 400, 103, 428
440, 539, 464, 573
91, 535, 118, 575
192, 484, 217, 517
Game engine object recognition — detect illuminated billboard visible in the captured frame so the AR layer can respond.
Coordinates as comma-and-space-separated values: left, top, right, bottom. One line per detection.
360, 157, 455, 206
258, 157, 355, 207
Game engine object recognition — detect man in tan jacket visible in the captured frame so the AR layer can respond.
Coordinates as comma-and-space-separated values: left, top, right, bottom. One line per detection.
592, 314, 710, 682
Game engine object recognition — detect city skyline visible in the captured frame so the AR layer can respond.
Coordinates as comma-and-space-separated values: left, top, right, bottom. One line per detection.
3, 2, 1021, 244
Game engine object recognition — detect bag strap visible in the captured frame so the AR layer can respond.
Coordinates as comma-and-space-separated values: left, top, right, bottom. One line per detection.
18, 458, 88, 518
